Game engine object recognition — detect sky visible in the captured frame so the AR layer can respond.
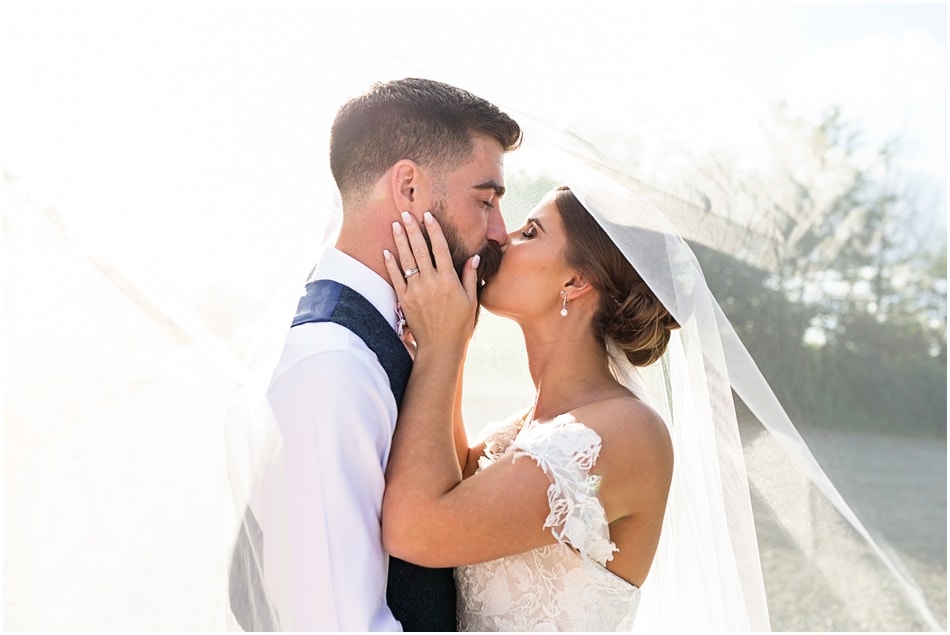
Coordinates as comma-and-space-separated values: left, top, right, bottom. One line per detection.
4, 2, 946, 233
782, 4, 946, 182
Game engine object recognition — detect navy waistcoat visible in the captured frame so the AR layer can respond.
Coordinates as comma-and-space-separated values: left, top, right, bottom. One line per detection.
292, 279, 457, 632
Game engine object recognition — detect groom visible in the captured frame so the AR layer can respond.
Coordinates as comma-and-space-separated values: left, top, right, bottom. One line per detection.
237, 79, 521, 631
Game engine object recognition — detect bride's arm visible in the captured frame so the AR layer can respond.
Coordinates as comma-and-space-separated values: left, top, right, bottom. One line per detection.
453, 348, 489, 478
410, 278, 480, 476
381, 213, 556, 565
452, 346, 472, 475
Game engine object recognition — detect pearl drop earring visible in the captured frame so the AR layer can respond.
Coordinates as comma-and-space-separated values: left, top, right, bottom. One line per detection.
560, 290, 569, 317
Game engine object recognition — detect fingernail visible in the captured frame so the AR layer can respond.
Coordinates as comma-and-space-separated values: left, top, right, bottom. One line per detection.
392, 221, 401, 234
424, 211, 434, 224
401, 211, 413, 224
472, 254, 481, 268
383, 249, 392, 261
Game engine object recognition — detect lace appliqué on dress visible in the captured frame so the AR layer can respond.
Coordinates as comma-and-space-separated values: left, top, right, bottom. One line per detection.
510, 416, 618, 566
456, 415, 640, 632
476, 408, 530, 470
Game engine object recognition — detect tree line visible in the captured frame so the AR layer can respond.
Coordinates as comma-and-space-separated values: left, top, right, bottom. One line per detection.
692, 106, 946, 438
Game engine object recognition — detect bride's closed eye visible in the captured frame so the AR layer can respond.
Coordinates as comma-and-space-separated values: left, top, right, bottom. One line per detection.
521, 225, 537, 239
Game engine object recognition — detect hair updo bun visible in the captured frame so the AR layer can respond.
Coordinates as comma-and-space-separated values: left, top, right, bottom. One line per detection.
602, 280, 680, 367
553, 187, 680, 368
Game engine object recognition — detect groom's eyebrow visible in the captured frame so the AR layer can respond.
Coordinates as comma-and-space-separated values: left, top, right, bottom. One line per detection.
472, 180, 506, 197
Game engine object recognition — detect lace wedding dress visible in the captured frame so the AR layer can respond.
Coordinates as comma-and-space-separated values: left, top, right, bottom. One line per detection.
455, 413, 641, 631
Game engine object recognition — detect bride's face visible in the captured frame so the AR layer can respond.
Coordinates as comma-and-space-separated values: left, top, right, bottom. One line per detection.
480, 191, 573, 322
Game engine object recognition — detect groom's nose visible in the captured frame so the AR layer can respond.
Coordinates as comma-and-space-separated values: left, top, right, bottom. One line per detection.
486, 206, 508, 246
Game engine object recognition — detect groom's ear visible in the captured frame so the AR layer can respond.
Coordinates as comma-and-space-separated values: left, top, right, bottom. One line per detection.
390, 160, 430, 218
390, 160, 417, 209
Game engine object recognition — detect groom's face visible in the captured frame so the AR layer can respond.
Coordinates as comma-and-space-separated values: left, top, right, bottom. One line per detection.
425, 133, 508, 282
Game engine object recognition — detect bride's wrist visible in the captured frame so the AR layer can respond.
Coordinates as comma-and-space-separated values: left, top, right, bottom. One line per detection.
414, 340, 467, 362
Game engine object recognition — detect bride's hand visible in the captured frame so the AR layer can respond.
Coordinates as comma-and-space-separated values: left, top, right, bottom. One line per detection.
383, 211, 479, 350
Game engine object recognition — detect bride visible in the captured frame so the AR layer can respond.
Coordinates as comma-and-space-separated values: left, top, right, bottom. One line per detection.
382, 186, 676, 631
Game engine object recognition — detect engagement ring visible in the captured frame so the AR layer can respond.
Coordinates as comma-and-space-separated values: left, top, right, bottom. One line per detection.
403, 267, 420, 279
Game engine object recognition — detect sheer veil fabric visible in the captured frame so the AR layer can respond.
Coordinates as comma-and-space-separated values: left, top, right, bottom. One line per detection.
4, 89, 941, 632
501, 116, 941, 631
221, 114, 940, 631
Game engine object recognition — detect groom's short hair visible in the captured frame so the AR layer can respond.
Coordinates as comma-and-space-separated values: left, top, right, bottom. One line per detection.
330, 78, 522, 202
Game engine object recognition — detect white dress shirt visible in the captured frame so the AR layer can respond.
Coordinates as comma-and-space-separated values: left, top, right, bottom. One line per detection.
266, 247, 402, 631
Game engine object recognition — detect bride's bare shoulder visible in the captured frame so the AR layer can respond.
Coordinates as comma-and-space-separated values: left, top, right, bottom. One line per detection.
572, 394, 670, 450
570, 395, 673, 490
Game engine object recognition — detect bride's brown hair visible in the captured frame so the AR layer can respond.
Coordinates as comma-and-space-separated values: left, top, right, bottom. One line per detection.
554, 186, 680, 367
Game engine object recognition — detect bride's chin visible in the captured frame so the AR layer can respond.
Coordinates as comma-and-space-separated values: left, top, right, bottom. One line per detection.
478, 279, 504, 311
479, 292, 514, 321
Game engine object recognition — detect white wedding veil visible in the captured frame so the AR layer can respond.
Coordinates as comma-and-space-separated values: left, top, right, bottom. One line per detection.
479, 114, 943, 631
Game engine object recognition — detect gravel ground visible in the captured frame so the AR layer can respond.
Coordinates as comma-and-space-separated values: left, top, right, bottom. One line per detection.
732, 401, 945, 632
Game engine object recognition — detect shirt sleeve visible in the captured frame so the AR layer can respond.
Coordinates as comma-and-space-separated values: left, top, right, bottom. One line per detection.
266, 342, 402, 631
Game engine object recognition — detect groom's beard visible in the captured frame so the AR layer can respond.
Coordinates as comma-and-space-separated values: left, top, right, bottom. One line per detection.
421, 198, 466, 276
425, 198, 503, 326
474, 240, 503, 301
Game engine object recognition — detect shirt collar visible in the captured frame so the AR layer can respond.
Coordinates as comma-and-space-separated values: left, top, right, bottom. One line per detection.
312, 247, 400, 332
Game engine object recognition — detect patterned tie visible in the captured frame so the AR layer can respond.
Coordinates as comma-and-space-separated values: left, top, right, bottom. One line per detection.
394, 302, 416, 354
395, 302, 407, 339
